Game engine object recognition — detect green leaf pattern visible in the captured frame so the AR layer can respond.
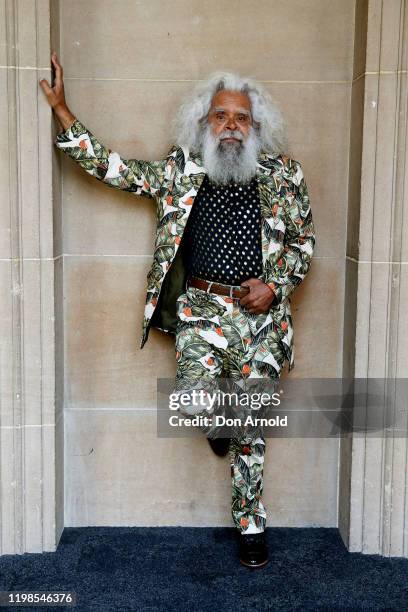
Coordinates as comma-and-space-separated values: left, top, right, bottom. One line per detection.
54, 119, 315, 373
229, 434, 267, 532
173, 287, 283, 533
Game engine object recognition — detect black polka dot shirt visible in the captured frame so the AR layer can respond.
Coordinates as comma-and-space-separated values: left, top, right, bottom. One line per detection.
182, 174, 264, 286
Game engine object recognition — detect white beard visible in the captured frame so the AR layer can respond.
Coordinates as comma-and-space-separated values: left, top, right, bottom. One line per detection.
200, 125, 262, 186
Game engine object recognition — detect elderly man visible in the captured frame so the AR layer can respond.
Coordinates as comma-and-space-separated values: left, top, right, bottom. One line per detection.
40, 52, 315, 569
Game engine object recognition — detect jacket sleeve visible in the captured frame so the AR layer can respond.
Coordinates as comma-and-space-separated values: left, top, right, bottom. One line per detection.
264, 160, 316, 306
54, 117, 167, 200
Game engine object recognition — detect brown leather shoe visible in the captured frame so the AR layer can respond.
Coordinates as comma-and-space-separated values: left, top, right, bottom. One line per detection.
207, 437, 230, 456
238, 532, 269, 568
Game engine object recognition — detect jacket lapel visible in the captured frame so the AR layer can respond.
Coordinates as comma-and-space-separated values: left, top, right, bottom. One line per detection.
173, 151, 206, 233
256, 153, 286, 270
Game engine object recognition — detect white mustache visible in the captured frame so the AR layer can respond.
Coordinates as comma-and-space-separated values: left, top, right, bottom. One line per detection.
219, 130, 243, 142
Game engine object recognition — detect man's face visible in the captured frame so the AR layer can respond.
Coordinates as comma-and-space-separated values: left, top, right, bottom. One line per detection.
207, 90, 253, 143
201, 88, 260, 185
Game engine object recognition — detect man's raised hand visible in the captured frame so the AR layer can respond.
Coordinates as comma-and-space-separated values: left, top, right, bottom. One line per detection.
39, 51, 76, 129
39, 51, 67, 110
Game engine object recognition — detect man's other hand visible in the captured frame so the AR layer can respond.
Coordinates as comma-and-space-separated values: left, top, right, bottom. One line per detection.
239, 278, 275, 314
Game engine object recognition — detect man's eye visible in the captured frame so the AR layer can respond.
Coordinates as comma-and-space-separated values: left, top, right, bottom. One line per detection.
216, 113, 225, 120
238, 115, 247, 121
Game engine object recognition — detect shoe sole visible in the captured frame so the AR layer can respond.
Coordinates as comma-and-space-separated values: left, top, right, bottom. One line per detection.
239, 557, 269, 568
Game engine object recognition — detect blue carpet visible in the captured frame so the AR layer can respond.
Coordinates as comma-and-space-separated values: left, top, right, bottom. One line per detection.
0, 527, 407, 611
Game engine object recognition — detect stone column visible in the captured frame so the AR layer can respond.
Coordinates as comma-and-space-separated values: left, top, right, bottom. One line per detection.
340, 0, 408, 557
0, 0, 61, 554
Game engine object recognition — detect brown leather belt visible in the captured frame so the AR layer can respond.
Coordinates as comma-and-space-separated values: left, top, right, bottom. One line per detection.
186, 275, 250, 299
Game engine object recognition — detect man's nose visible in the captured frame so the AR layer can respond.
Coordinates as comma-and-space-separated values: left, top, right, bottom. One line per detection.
225, 117, 237, 130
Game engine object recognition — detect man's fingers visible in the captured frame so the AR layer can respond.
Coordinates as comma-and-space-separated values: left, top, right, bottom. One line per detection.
240, 279, 258, 290
248, 301, 263, 312
239, 280, 275, 311
52, 53, 63, 86
39, 78, 52, 95
54, 62, 63, 87
239, 292, 251, 306
241, 295, 270, 314
241, 294, 261, 307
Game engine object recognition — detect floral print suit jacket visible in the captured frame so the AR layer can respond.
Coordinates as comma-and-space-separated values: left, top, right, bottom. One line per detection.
55, 117, 315, 371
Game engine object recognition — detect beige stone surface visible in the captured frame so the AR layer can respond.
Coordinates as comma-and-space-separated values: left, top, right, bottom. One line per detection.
359, 73, 400, 262
0, 68, 54, 260
288, 257, 345, 378
14, 0, 51, 69
0, 260, 56, 428
65, 410, 338, 527
0, 0, 60, 555
363, 261, 393, 377
268, 81, 351, 262
365, 0, 406, 73
386, 434, 408, 556
0, 69, 11, 259
50, 5, 65, 548
352, 0, 368, 80
338, 432, 352, 548
23, 424, 47, 552
396, 265, 408, 377
19, 70, 49, 259
54, 256, 65, 422
342, 258, 358, 379
0, 1, 6, 67
346, 75, 365, 261
368, 73, 401, 262
60, 0, 355, 82
50, 0, 61, 68
0, 260, 13, 426
1, 420, 57, 554
0, 427, 17, 554
55, 411, 65, 545
0, 1, 50, 68
64, 256, 176, 411
22, 259, 56, 425
396, 72, 408, 264
352, 261, 396, 379
52, 122, 64, 258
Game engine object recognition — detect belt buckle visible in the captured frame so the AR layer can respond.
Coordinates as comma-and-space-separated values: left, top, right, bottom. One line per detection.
206, 280, 214, 294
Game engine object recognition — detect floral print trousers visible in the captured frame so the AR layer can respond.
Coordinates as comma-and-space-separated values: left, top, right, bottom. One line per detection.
173, 286, 285, 534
